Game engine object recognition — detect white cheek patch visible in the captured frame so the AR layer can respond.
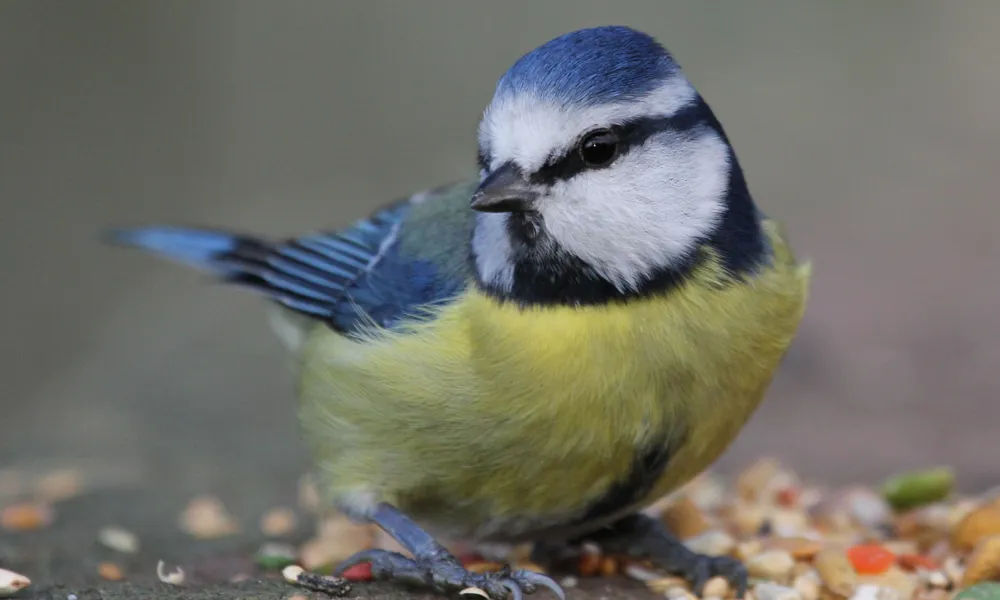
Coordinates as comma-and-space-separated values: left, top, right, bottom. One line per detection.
537, 129, 730, 291
471, 212, 515, 293
480, 76, 697, 173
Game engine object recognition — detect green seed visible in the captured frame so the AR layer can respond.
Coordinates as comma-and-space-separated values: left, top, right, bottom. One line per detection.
255, 542, 297, 570
881, 467, 955, 511
955, 583, 1000, 600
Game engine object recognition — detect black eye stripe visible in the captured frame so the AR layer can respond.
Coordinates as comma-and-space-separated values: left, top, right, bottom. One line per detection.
529, 100, 708, 186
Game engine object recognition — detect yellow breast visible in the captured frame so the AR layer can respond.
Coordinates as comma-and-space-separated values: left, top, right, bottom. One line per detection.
297, 220, 810, 536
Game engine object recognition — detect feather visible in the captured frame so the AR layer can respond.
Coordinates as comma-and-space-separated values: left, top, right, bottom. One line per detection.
105, 183, 476, 334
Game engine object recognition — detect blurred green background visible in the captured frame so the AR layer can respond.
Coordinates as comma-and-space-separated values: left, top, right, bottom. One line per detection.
2, 0, 998, 515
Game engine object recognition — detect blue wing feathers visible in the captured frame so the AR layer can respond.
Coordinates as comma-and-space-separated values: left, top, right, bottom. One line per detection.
106, 196, 467, 334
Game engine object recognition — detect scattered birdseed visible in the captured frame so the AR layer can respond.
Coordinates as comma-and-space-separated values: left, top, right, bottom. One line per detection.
282, 564, 351, 597
261, 506, 298, 537
255, 542, 298, 570
597, 459, 1000, 600
156, 560, 185, 585
32, 469, 84, 503
0, 568, 31, 597
298, 474, 321, 513
179, 495, 239, 539
98, 526, 140, 554
0, 501, 53, 531
97, 562, 124, 581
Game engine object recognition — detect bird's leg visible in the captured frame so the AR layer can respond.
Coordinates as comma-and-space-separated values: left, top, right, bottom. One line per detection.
578, 513, 748, 597
335, 503, 565, 600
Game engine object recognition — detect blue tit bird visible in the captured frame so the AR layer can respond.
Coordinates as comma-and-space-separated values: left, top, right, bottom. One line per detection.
106, 25, 810, 600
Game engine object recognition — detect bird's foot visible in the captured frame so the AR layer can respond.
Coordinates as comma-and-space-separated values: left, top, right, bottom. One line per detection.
335, 547, 565, 600
579, 514, 748, 598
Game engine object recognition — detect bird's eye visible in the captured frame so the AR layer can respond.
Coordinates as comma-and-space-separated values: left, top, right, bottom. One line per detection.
578, 129, 619, 168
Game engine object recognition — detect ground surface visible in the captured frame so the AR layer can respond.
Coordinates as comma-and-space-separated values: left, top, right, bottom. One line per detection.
4, 485, 656, 599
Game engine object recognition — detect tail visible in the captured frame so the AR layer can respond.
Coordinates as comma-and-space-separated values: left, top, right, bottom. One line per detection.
103, 227, 264, 275
105, 209, 406, 343
105, 226, 337, 352
103, 226, 352, 320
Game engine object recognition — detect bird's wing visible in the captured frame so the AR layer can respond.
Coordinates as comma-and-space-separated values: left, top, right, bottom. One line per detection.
106, 180, 479, 335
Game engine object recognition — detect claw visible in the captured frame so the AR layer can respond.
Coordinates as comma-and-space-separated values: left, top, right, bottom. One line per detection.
515, 571, 565, 600
501, 579, 524, 600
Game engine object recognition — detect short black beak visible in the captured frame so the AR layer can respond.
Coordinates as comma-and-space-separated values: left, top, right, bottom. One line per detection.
470, 162, 540, 213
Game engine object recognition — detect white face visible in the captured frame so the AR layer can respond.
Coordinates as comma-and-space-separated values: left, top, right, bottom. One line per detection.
473, 76, 733, 294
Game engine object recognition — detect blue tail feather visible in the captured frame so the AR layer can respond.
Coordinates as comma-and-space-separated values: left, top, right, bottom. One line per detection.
103, 227, 244, 274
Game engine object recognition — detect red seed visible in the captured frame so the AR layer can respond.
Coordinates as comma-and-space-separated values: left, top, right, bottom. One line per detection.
341, 563, 373, 581
776, 487, 801, 507
847, 545, 896, 575
898, 553, 939, 571
458, 553, 486, 567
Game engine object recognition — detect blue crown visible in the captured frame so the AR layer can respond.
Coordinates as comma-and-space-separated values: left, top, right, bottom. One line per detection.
495, 26, 678, 108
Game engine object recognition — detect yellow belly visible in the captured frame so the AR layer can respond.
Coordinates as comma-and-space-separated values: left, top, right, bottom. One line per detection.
296, 222, 810, 540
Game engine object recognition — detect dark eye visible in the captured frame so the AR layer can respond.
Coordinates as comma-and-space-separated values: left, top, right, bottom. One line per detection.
578, 129, 619, 168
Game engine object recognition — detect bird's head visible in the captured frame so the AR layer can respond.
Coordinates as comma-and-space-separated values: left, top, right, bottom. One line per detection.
471, 26, 763, 306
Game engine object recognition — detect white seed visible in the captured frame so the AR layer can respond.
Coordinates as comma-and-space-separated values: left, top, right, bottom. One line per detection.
926, 571, 949, 588
664, 586, 697, 600
282, 564, 305, 583
849, 584, 900, 600
156, 560, 185, 585
624, 563, 664, 582
260, 507, 298, 537
0, 568, 31, 597
460, 587, 490, 598
703, 576, 730, 598
754, 582, 802, 600
942, 556, 964, 585
748, 549, 796, 583
98, 526, 140, 554
559, 576, 578, 588
793, 572, 821, 600
684, 530, 735, 557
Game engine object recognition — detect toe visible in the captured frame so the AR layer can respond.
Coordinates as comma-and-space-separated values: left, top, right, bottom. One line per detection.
500, 579, 524, 600
333, 549, 383, 576
515, 570, 565, 600
713, 558, 748, 598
